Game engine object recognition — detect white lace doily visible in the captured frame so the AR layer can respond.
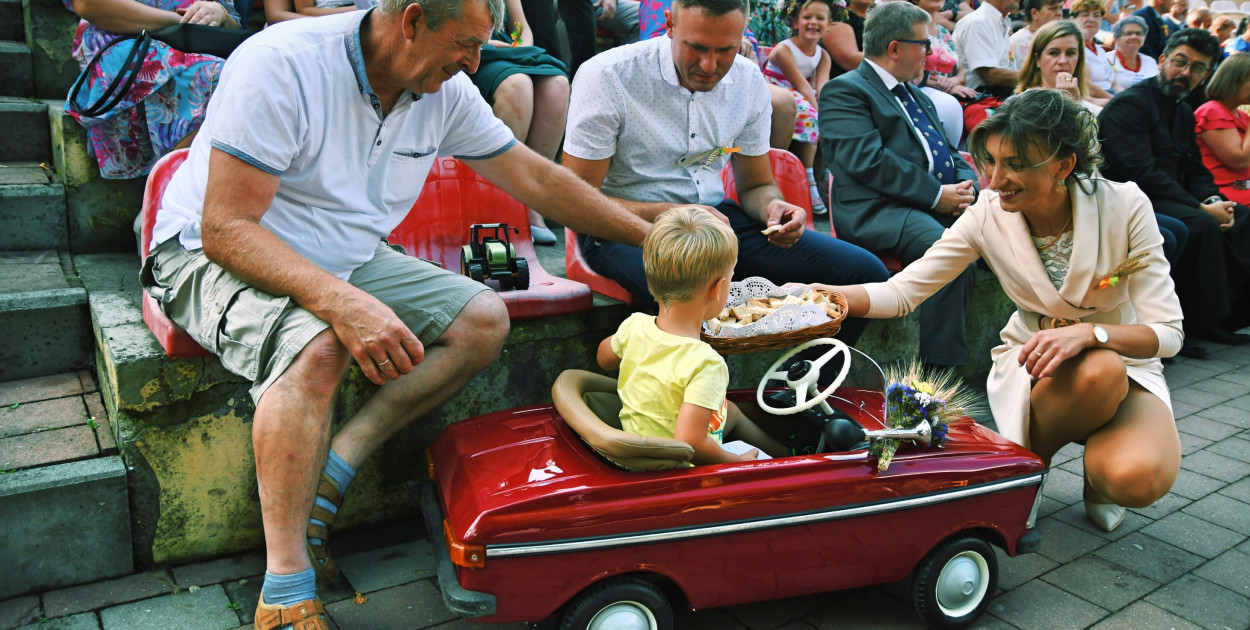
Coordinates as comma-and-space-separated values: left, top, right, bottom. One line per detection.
705, 277, 834, 338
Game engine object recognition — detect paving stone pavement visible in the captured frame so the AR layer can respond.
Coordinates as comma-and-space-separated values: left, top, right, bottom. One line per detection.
1, 345, 1248, 630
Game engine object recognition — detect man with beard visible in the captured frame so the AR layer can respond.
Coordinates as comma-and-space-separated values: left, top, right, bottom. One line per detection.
1100, 27, 1250, 358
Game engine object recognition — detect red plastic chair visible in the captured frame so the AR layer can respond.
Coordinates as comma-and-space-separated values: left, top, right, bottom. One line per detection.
566, 148, 817, 307
140, 148, 211, 358
389, 157, 593, 320
720, 148, 816, 230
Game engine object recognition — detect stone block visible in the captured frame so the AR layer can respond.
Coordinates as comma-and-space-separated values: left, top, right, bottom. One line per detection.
989, 580, 1109, 630
0, 41, 33, 97
0, 457, 132, 599
0, 181, 69, 250
48, 106, 143, 254
0, 595, 39, 630
0, 371, 83, 405
0, 287, 91, 381
23, 0, 80, 100
0, 395, 87, 438
98, 584, 238, 630
0, 99, 52, 162
1145, 574, 1250, 630
854, 267, 1012, 383
335, 541, 434, 593
323, 580, 457, 630
0, 0, 23, 40
43, 571, 174, 618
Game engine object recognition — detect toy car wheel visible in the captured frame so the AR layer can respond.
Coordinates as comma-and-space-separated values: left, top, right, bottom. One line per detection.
560, 577, 673, 630
912, 535, 997, 629
514, 258, 530, 291
467, 262, 485, 283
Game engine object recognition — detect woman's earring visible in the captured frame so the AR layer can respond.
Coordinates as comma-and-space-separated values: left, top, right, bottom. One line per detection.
1056, 176, 1068, 191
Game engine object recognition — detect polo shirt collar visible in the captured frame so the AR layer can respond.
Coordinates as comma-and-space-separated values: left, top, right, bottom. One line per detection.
657, 35, 735, 92
346, 9, 374, 96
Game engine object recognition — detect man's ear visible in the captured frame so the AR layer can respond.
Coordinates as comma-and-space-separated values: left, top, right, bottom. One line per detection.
402, 2, 428, 40
665, 9, 674, 35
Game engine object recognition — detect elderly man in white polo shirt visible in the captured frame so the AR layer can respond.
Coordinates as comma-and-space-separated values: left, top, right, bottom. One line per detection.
954, 0, 1021, 97
144, 0, 651, 626
562, 0, 889, 341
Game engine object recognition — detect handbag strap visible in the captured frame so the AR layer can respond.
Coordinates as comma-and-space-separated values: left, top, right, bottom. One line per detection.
68, 30, 153, 118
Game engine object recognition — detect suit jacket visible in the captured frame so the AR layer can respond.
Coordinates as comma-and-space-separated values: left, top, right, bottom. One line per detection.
1098, 76, 1220, 212
860, 179, 1182, 447
818, 61, 978, 252
1133, 6, 1173, 60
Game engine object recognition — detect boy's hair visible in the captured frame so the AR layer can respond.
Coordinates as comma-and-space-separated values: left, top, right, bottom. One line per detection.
643, 207, 738, 306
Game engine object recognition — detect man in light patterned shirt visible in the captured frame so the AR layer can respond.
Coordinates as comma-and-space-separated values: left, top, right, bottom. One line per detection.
563, 0, 888, 339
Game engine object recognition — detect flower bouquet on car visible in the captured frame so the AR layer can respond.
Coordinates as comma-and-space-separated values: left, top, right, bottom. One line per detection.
872, 363, 977, 472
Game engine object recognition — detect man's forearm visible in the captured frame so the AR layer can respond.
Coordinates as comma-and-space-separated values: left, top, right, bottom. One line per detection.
738, 183, 784, 224
976, 66, 1018, 87
201, 214, 355, 320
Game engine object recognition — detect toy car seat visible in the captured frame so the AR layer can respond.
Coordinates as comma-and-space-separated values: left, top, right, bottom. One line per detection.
390, 157, 594, 320
552, 370, 694, 471
139, 148, 211, 358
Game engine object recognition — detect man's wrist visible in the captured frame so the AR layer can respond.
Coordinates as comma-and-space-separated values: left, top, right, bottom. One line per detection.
1203, 195, 1223, 205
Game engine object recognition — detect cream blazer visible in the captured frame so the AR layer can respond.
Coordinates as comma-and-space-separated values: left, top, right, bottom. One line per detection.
863, 178, 1184, 448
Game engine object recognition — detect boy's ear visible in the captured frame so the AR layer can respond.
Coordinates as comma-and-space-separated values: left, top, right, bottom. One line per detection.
709, 275, 729, 299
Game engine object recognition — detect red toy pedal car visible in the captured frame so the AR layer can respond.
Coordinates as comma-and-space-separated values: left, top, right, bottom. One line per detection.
422, 340, 1045, 629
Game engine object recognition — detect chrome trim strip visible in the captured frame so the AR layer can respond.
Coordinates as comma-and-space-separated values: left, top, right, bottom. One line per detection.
486, 472, 1045, 558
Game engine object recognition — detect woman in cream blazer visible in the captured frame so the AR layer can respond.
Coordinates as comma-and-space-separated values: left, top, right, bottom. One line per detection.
817, 90, 1182, 533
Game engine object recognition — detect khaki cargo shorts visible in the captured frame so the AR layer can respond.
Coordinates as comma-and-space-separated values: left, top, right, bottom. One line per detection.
141, 238, 489, 402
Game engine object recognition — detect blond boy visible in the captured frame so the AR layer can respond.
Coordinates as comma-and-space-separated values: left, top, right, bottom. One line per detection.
596, 208, 787, 464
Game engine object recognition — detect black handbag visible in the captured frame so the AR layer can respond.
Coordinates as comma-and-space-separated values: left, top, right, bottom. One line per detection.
68, 23, 253, 118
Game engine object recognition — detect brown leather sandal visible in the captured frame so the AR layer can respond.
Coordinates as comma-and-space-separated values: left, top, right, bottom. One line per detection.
306, 472, 343, 586
254, 595, 328, 630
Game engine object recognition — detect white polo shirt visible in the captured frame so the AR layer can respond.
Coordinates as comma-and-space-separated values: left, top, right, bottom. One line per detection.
154, 10, 515, 280
954, 2, 1013, 91
563, 35, 772, 206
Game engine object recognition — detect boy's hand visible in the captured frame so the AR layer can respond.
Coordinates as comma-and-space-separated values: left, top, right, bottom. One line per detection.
734, 448, 761, 461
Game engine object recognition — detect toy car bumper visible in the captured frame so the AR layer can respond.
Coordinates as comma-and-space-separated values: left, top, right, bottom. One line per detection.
421, 484, 497, 618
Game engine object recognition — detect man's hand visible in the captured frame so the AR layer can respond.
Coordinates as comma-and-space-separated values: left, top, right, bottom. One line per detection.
326, 287, 425, 385
936, 181, 975, 216
763, 199, 805, 248
1200, 198, 1236, 229
595, 0, 616, 22
693, 204, 732, 226
948, 84, 978, 99
739, 37, 757, 62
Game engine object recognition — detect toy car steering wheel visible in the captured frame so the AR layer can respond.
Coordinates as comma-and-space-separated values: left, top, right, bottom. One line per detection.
756, 338, 852, 415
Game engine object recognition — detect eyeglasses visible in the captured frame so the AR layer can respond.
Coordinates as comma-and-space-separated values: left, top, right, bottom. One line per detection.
1167, 55, 1210, 75
895, 38, 932, 54
1120, 30, 1145, 37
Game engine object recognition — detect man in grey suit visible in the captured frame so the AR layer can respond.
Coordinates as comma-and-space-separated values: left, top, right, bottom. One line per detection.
818, 1, 979, 368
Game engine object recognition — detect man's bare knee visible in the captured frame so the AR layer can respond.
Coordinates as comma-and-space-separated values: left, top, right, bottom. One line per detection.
282, 329, 351, 396
440, 291, 510, 368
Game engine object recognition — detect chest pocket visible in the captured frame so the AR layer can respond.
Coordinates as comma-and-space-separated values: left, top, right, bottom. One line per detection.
382, 148, 436, 207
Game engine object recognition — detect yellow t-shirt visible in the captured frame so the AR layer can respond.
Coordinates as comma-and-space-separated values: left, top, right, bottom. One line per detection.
610, 313, 729, 443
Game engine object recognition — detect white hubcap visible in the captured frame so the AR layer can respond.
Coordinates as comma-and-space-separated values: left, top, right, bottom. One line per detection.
935, 550, 989, 617
586, 601, 657, 630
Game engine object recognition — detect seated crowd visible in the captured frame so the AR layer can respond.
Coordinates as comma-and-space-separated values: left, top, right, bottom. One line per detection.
60, 0, 1250, 625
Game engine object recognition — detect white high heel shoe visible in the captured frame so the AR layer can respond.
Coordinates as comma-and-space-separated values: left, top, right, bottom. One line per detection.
1084, 479, 1125, 532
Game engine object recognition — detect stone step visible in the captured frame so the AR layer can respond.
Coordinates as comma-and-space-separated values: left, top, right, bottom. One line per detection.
0, 98, 53, 163
48, 103, 145, 254
0, 40, 34, 97
0, 251, 92, 381
0, 457, 132, 599
0, 166, 69, 250
24, 0, 81, 100
0, 0, 23, 41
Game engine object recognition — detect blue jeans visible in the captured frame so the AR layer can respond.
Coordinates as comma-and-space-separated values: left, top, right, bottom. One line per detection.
580, 200, 890, 344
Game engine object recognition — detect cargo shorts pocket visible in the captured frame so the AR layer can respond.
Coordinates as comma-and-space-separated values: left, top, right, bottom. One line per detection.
201, 266, 291, 382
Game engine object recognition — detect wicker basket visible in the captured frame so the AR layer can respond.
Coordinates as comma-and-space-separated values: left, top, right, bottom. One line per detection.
701, 290, 848, 354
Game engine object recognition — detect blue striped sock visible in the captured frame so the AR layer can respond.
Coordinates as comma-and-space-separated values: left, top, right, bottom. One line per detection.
262, 569, 317, 607
309, 450, 355, 547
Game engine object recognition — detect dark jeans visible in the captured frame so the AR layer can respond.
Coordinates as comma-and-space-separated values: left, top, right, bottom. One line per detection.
1154, 201, 1250, 330
523, 0, 596, 78
1156, 212, 1188, 267
579, 200, 890, 344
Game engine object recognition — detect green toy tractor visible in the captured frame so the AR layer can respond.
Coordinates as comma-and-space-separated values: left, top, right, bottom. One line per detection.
461, 223, 530, 291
